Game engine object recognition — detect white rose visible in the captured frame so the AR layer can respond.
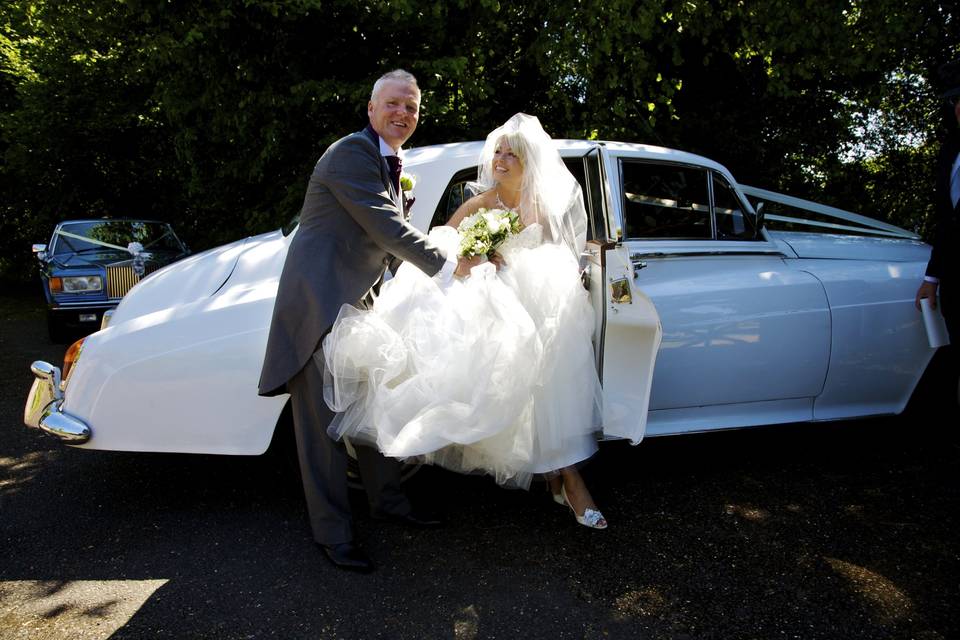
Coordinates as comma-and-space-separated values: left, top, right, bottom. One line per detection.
482, 212, 503, 234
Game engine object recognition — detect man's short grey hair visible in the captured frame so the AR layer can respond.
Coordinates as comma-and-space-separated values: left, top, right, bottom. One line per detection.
371, 69, 419, 101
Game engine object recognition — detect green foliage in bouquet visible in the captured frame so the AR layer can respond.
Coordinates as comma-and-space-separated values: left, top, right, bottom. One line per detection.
456, 208, 522, 258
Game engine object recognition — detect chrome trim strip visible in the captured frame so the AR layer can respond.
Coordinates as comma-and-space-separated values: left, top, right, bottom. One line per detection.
49, 301, 117, 309
629, 250, 784, 259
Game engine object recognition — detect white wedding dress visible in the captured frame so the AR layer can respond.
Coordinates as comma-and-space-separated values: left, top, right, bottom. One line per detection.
323, 223, 603, 489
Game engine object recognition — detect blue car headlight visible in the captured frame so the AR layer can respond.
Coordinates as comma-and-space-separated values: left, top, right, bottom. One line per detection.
50, 275, 104, 293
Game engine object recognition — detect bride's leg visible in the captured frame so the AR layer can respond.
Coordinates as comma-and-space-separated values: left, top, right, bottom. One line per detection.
547, 473, 563, 499
560, 466, 599, 515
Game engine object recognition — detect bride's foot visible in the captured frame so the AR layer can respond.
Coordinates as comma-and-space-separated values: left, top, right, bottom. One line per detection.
560, 485, 607, 529
548, 476, 565, 506
559, 470, 607, 530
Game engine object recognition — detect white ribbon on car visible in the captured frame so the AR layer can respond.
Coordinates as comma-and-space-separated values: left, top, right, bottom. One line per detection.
55, 229, 152, 275
55, 229, 153, 255
739, 185, 920, 239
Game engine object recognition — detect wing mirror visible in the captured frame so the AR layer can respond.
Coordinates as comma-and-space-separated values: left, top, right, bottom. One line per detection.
32, 244, 47, 260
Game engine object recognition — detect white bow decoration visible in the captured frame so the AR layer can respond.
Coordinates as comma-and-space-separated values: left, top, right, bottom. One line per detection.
127, 242, 148, 276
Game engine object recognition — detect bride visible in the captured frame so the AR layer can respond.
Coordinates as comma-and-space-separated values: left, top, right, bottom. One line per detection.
323, 113, 608, 529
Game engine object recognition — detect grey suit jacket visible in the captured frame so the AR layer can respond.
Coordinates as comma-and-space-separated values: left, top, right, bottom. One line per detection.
258, 130, 447, 396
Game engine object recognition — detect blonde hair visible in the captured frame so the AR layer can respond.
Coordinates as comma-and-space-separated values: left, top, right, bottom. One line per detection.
496, 131, 530, 167
476, 113, 588, 257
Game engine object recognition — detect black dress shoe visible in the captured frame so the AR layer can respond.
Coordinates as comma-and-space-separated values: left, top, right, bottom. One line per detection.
318, 541, 375, 573
371, 507, 443, 528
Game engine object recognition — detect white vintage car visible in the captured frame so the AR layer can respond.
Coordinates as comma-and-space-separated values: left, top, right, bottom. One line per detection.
24, 140, 939, 453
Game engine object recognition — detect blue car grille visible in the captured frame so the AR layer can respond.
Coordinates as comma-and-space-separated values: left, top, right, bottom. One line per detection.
106, 263, 160, 299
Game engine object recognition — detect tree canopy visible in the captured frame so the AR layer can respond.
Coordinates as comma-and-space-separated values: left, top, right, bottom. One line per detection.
1, 0, 956, 281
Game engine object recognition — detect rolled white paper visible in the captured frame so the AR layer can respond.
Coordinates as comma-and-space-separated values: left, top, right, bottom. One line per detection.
920, 297, 950, 348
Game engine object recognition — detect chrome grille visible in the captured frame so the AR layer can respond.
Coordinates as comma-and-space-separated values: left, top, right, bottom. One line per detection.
105, 262, 159, 299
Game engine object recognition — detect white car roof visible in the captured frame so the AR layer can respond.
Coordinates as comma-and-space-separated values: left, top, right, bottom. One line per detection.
405, 139, 730, 176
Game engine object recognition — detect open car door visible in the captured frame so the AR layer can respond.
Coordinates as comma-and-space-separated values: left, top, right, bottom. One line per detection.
580, 146, 662, 443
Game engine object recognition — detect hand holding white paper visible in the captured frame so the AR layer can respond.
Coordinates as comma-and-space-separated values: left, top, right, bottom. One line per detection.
920, 297, 951, 348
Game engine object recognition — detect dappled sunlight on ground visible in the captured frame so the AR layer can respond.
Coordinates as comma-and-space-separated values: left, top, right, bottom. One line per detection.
824, 557, 914, 624
0, 452, 53, 499
0, 579, 167, 639
453, 604, 480, 639
612, 586, 668, 620
723, 503, 771, 522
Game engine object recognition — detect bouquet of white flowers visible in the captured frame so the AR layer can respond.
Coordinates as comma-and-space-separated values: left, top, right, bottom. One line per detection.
456, 208, 522, 258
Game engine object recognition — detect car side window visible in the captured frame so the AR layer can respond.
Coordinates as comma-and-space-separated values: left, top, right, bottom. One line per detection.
430, 168, 478, 229
712, 173, 756, 240
433, 157, 598, 240
621, 161, 711, 239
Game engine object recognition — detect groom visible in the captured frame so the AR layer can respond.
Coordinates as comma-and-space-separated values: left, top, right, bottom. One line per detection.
259, 70, 476, 572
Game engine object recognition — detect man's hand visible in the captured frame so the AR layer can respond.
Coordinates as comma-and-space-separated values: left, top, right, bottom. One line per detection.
455, 254, 485, 277
916, 280, 939, 311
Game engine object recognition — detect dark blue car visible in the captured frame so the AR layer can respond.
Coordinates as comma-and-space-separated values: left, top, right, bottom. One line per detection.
33, 219, 190, 342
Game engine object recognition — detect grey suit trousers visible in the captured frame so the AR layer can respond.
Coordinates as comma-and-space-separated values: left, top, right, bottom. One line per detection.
287, 350, 411, 544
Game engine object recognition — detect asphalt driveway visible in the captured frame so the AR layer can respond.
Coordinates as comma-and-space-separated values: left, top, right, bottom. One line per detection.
1, 290, 958, 639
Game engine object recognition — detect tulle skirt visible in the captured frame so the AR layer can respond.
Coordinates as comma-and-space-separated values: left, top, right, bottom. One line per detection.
322, 225, 603, 489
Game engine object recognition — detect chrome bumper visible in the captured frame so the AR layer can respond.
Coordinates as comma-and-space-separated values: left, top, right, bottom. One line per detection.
23, 361, 91, 444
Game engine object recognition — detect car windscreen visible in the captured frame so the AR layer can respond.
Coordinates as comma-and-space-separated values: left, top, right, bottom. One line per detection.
53, 221, 184, 255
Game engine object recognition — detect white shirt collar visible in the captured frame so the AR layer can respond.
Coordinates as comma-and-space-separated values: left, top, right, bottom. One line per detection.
377, 135, 404, 159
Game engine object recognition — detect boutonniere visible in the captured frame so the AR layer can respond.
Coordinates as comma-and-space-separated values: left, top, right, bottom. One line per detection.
399, 171, 416, 194
400, 171, 417, 213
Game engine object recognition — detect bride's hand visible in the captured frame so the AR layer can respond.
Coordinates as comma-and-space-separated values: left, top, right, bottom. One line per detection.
455, 254, 485, 277
489, 251, 506, 271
